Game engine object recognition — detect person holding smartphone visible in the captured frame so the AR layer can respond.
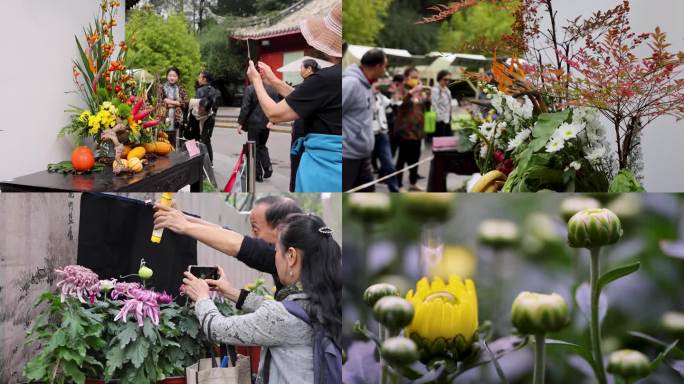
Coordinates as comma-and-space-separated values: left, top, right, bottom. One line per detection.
153, 196, 301, 292
169, 214, 342, 383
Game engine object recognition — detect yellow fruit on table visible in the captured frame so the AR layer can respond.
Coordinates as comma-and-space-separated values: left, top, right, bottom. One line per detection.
127, 157, 144, 173
155, 141, 173, 155
143, 142, 157, 154
127, 146, 146, 161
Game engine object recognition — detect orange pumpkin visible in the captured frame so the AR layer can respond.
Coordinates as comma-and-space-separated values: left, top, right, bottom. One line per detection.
143, 142, 157, 154
155, 141, 173, 155
71, 146, 95, 172
121, 145, 132, 158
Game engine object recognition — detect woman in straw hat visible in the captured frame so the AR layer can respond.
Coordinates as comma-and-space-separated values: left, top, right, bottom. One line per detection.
246, 2, 342, 192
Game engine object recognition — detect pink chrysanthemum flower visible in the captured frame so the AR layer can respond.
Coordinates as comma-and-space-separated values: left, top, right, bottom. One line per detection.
55, 265, 101, 304
114, 288, 160, 327
110, 282, 143, 300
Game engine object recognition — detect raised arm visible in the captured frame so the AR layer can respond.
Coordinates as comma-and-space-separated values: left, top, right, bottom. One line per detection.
246, 61, 300, 123
153, 203, 245, 256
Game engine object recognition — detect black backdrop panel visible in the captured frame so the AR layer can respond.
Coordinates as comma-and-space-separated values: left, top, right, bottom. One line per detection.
77, 193, 197, 297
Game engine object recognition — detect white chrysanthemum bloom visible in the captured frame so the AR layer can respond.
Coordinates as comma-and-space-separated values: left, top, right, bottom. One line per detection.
521, 97, 534, 119
469, 133, 478, 143
545, 137, 565, 153
555, 122, 584, 141
585, 146, 606, 162
479, 144, 489, 158
479, 121, 496, 136
565, 161, 581, 172
491, 94, 504, 114
507, 129, 532, 151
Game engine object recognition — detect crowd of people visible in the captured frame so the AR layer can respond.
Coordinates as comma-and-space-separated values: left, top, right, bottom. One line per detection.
342, 48, 459, 192
156, 2, 343, 192
153, 195, 343, 383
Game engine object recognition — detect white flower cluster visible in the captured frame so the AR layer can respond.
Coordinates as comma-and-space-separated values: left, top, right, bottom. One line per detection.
572, 107, 609, 164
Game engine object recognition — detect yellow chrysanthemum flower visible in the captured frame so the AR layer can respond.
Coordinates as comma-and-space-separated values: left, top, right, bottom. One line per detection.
79, 111, 91, 123
405, 275, 478, 361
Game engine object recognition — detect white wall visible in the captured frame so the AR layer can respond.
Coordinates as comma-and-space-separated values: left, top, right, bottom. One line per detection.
542, 0, 684, 191
0, 1, 125, 182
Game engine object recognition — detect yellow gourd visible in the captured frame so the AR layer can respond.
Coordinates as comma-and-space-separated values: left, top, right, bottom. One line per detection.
127, 146, 146, 161
127, 157, 144, 173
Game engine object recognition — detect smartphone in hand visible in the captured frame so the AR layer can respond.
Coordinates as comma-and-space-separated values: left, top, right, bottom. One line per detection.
188, 265, 219, 280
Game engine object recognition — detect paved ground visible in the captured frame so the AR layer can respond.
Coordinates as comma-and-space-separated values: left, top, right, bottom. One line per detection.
211, 107, 293, 192
370, 141, 471, 192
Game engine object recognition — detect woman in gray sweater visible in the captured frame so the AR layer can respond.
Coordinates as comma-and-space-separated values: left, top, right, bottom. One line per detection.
178, 214, 342, 384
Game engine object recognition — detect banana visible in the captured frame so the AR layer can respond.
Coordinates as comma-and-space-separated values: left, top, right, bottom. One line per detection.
471, 170, 507, 193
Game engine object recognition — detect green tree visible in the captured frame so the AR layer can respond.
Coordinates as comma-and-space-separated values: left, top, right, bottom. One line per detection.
198, 21, 247, 82
376, 0, 440, 54
343, 0, 393, 45
437, 0, 518, 55
126, 9, 203, 96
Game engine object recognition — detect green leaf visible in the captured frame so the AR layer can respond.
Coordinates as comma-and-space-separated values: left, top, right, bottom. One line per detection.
62, 359, 86, 384
629, 332, 684, 359
530, 111, 571, 151
126, 337, 150, 369
651, 340, 679, 370
117, 321, 139, 348
598, 262, 640, 291
23, 356, 48, 380
106, 344, 125, 379
142, 319, 158, 342
609, 169, 646, 192
545, 339, 596, 371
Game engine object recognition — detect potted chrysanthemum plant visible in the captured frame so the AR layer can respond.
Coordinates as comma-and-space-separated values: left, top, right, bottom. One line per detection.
23, 264, 209, 384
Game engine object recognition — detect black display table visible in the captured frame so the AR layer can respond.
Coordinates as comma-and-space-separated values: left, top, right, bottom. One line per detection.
427, 150, 480, 192
0, 150, 204, 192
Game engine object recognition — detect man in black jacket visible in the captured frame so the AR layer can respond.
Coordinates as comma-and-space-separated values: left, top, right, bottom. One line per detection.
186, 71, 220, 163
237, 84, 280, 182
154, 195, 302, 292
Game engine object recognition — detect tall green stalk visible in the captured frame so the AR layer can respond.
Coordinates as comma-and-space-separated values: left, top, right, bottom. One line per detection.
590, 247, 607, 384
533, 334, 546, 384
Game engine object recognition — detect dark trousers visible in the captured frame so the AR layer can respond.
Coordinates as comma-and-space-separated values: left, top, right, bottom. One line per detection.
372, 133, 400, 192
290, 153, 302, 192
200, 117, 215, 163
343, 157, 375, 192
435, 121, 452, 137
248, 128, 271, 178
396, 139, 421, 186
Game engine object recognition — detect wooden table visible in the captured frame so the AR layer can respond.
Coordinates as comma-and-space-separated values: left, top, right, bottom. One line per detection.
427, 150, 480, 192
0, 150, 205, 192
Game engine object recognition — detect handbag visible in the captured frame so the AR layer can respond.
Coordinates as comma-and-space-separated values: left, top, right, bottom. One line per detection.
186, 314, 252, 384
424, 110, 436, 134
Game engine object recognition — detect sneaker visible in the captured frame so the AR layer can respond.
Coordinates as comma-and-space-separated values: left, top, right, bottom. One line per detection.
408, 184, 424, 192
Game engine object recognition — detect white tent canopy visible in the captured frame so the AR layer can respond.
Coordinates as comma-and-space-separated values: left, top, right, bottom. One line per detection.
277, 56, 334, 73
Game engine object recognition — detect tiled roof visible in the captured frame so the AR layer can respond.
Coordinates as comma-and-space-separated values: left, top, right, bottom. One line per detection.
232, 0, 335, 40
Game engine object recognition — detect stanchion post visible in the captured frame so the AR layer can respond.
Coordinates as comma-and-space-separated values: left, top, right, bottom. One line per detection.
246, 141, 256, 193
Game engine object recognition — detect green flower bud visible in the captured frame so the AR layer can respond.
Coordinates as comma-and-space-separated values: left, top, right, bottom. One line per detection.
607, 349, 651, 380
402, 193, 455, 222
138, 266, 153, 280
380, 337, 419, 366
363, 283, 399, 308
560, 196, 600, 222
373, 296, 414, 332
511, 292, 569, 335
478, 219, 519, 249
347, 194, 393, 222
567, 208, 623, 249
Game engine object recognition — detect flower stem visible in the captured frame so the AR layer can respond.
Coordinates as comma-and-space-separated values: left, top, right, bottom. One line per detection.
590, 247, 608, 384
379, 325, 390, 384
533, 334, 546, 384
